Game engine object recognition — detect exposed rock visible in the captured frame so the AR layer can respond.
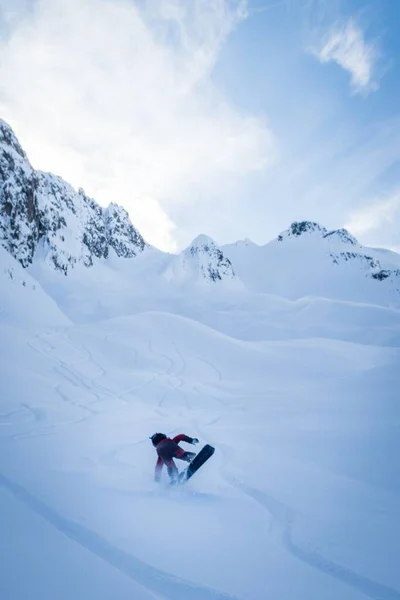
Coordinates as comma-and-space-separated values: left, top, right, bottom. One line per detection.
0, 119, 147, 273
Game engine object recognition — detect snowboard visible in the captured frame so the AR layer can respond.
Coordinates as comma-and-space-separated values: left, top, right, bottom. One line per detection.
178, 444, 215, 485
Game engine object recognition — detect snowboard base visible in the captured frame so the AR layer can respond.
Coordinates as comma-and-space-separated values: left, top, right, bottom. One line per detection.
176, 444, 215, 485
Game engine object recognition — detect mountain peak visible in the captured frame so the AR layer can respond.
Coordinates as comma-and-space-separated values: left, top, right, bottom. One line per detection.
277, 222, 360, 247
188, 234, 217, 249
104, 203, 147, 258
0, 119, 28, 161
277, 221, 327, 241
162, 235, 235, 284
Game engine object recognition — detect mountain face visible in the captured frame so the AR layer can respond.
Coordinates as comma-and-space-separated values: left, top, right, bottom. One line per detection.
0, 119, 37, 267
223, 221, 400, 304
277, 221, 358, 245
0, 119, 147, 274
276, 221, 400, 282
163, 234, 236, 284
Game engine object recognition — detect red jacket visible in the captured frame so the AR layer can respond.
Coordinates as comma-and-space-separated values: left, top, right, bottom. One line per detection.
154, 434, 194, 479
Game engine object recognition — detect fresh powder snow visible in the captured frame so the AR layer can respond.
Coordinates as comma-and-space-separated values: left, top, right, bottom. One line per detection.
1, 119, 400, 600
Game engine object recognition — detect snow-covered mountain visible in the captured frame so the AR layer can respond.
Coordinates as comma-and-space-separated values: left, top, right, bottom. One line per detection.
1, 117, 400, 310
223, 220, 400, 305
1, 119, 236, 287
0, 119, 147, 274
162, 234, 236, 285
276, 220, 358, 245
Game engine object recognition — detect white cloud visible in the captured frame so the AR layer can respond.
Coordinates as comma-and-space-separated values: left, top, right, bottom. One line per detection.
0, 0, 274, 251
316, 18, 378, 93
344, 192, 400, 236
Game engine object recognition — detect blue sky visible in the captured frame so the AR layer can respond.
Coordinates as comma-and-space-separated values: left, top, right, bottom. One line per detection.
208, 0, 400, 250
0, 0, 399, 252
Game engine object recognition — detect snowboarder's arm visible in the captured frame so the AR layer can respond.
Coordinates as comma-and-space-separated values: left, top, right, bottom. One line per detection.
172, 434, 199, 445
154, 456, 163, 482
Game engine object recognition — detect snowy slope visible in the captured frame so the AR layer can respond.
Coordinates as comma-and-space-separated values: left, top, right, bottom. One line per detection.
1, 307, 400, 600
26, 233, 244, 324
1, 116, 400, 600
369, 246, 400, 269
23, 227, 400, 348
0, 244, 70, 329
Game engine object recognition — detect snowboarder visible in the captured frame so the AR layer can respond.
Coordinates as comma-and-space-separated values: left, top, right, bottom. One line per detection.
150, 432, 199, 483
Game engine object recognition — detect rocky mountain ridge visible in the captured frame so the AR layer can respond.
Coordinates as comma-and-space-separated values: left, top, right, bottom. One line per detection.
1, 118, 400, 295
0, 119, 147, 274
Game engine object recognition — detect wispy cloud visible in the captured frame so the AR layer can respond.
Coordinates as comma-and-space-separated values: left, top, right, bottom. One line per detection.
344, 191, 400, 236
316, 18, 379, 93
0, 0, 274, 251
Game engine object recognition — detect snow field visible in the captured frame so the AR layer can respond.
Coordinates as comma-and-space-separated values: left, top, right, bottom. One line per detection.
1, 294, 400, 599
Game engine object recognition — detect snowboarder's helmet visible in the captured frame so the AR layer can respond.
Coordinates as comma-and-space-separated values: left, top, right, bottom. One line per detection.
150, 432, 167, 446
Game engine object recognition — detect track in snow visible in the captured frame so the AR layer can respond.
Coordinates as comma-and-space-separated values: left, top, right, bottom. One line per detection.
0, 472, 241, 600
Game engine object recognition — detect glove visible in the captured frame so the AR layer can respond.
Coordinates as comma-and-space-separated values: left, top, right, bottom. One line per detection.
191, 437, 199, 445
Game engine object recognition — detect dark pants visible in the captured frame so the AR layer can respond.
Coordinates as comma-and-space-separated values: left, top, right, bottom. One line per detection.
162, 451, 196, 482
